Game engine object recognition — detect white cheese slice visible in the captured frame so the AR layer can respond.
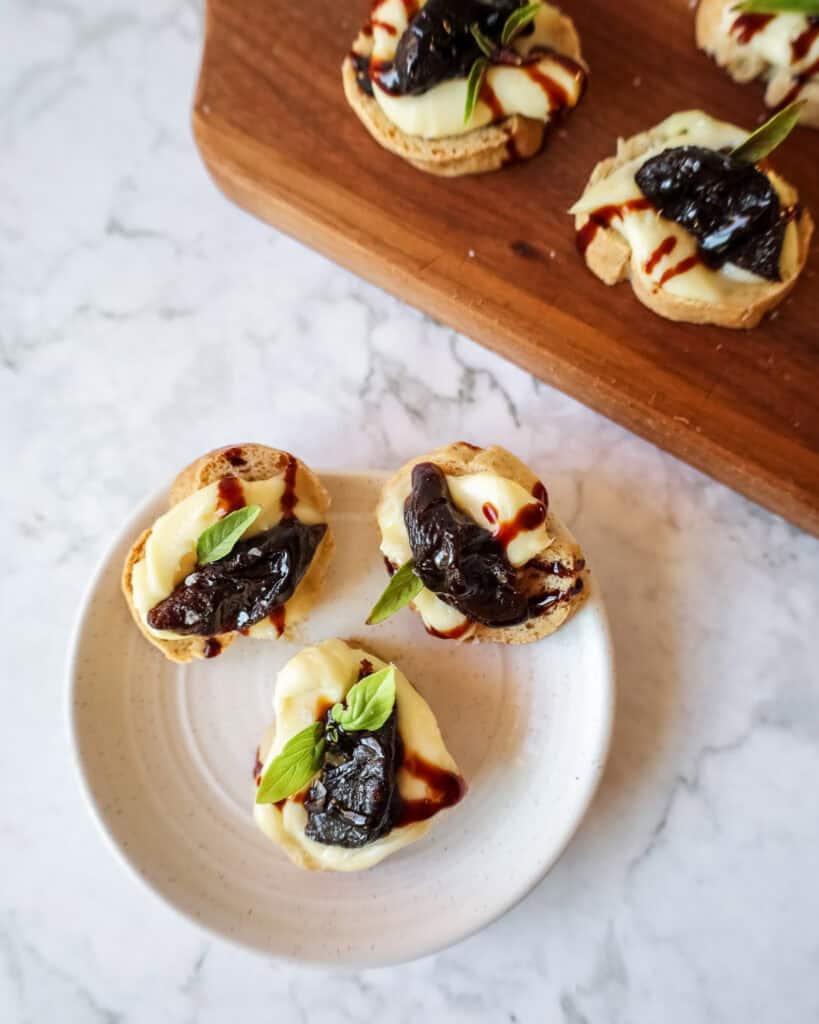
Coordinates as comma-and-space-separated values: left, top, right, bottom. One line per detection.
254, 639, 462, 872
570, 111, 747, 215
766, 65, 819, 114
131, 477, 324, 640
446, 473, 550, 567
378, 469, 553, 635
412, 588, 471, 636
368, 1, 584, 139
569, 111, 800, 301
719, 7, 819, 76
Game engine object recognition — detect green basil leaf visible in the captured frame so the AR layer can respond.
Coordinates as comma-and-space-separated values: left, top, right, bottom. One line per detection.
331, 666, 396, 733
730, 100, 805, 163
366, 558, 424, 624
196, 504, 261, 565
464, 57, 488, 125
501, 2, 541, 46
470, 22, 496, 57
255, 721, 325, 805
731, 0, 819, 14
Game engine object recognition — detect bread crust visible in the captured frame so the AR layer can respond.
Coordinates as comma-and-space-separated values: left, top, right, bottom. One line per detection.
121, 444, 333, 663
574, 121, 814, 328
376, 442, 589, 645
342, 57, 543, 176
696, 0, 819, 128
341, 4, 584, 177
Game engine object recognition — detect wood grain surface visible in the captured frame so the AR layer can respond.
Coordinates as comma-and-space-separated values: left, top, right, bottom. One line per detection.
192, 0, 819, 536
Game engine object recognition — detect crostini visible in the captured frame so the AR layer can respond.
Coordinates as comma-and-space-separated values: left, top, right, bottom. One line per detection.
343, 0, 587, 175
370, 442, 588, 643
570, 109, 813, 327
253, 639, 465, 871
122, 444, 333, 663
697, 0, 819, 126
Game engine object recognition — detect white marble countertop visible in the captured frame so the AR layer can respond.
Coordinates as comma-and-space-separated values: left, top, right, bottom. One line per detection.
3, 2, 819, 1021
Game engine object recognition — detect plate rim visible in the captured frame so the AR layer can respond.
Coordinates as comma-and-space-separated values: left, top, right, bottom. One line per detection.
66, 468, 616, 967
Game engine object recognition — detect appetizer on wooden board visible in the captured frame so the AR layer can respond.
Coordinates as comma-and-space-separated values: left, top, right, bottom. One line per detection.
571, 107, 813, 327
697, 0, 819, 126
343, 0, 587, 175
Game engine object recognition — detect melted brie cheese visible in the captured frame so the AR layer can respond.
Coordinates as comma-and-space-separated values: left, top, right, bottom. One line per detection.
720, 7, 819, 77
368, 1, 584, 139
570, 111, 800, 301
131, 477, 324, 640
378, 469, 553, 635
254, 639, 461, 872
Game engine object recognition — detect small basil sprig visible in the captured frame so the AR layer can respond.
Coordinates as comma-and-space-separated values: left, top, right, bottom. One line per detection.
470, 23, 495, 57
463, 2, 542, 123
255, 667, 397, 805
332, 665, 396, 732
730, 100, 805, 164
501, 2, 541, 45
366, 559, 424, 624
255, 721, 325, 805
196, 504, 261, 565
732, 1, 819, 14
464, 57, 489, 124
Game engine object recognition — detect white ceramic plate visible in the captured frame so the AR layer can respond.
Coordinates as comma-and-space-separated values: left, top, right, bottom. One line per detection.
68, 471, 614, 966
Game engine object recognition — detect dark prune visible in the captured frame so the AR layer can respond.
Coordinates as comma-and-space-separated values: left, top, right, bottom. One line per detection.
146, 519, 326, 636
351, 52, 374, 96
378, 0, 522, 96
404, 462, 529, 626
635, 146, 787, 281
304, 708, 401, 848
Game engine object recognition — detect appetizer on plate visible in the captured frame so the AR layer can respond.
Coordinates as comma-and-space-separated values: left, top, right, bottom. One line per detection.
371, 442, 588, 643
342, 0, 587, 176
122, 444, 333, 663
697, 0, 819, 126
570, 108, 814, 327
254, 639, 465, 871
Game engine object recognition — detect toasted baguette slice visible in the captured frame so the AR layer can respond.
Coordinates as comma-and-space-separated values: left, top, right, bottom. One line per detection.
342, 56, 544, 176
574, 120, 814, 328
376, 442, 588, 645
696, 0, 819, 128
342, 3, 584, 177
122, 444, 333, 663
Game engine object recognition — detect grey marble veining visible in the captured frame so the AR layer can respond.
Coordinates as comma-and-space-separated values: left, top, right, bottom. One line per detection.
2, 1, 819, 1021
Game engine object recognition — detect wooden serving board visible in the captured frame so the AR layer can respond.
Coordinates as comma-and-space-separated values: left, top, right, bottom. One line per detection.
193, 0, 819, 536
